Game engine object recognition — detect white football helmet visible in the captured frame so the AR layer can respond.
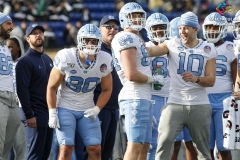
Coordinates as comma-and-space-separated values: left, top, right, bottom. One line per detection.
202, 12, 227, 43
145, 13, 169, 43
77, 24, 102, 55
169, 17, 180, 39
232, 10, 240, 40
119, 2, 146, 31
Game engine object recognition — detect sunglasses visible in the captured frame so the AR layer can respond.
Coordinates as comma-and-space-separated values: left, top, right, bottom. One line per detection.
101, 24, 119, 30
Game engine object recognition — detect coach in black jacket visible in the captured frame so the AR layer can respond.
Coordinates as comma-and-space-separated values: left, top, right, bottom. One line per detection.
16, 24, 53, 160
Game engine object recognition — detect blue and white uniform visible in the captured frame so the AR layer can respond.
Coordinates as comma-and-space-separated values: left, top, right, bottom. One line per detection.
112, 31, 153, 143
145, 41, 170, 159
54, 47, 112, 146
156, 37, 217, 160
206, 41, 236, 151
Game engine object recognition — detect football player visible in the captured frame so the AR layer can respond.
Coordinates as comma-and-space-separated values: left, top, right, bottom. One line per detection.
146, 11, 216, 159
231, 10, 240, 160
145, 12, 170, 160
111, 2, 164, 160
203, 12, 237, 160
168, 17, 198, 160
47, 24, 113, 160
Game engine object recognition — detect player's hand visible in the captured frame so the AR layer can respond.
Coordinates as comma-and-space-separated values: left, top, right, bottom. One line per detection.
84, 106, 100, 120
153, 75, 164, 86
26, 117, 37, 128
181, 72, 197, 83
232, 92, 240, 100
48, 108, 60, 128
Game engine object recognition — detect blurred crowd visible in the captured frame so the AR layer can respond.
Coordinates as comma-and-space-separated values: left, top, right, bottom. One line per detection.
1, 0, 240, 49
0, 0, 88, 22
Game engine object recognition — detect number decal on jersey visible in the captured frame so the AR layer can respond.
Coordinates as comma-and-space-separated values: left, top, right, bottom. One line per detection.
216, 55, 227, 76
152, 57, 168, 78
118, 35, 133, 46
177, 52, 204, 76
140, 45, 150, 66
66, 76, 100, 93
0, 53, 13, 76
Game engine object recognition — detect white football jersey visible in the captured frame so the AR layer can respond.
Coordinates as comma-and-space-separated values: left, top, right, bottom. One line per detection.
165, 37, 217, 105
112, 31, 152, 101
54, 48, 113, 111
0, 45, 14, 92
145, 41, 170, 97
206, 41, 236, 93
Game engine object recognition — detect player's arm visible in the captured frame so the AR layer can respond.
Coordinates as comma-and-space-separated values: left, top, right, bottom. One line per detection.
146, 41, 169, 57
231, 58, 238, 88
95, 73, 113, 110
47, 67, 63, 128
47, 67, 64, 109
198, 58, 216, 87
121, 47, 149, 83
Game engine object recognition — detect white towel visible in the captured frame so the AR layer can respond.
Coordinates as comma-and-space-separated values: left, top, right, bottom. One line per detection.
235, 100, 240, 149
223, 96, 236, 149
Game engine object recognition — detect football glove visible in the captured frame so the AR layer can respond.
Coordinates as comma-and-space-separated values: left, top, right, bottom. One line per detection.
48, 108, 60, 128
147, 75, 164, 86
84, 106, 100, 120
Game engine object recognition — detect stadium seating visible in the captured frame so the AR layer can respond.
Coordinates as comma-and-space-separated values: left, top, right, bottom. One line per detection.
11, 1, 235, 47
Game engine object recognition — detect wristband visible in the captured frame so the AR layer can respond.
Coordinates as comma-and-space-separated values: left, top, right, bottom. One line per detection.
49, 108, 57, 114
195, 76, 200, 83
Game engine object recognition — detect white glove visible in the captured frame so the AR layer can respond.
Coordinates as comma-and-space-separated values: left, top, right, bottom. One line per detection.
48, 108, 60, 128
84, 106, 100, 120
147, 75, 164, 86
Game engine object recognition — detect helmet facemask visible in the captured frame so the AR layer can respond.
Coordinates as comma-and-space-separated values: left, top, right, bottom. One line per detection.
203, 24, 226, 43
125, 12, 146, 31
77, 37, 102, 55
148, 24, 169, 43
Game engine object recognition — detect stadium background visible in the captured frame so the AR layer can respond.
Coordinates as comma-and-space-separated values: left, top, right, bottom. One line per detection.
1, 0, 240, 159
1, 0, 240, 57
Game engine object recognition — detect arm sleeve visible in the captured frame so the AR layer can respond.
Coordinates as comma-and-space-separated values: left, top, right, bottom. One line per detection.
53, 49, 68, 74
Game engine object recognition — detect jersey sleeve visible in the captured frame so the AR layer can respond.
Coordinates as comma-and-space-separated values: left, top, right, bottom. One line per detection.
225, 42, 237, 62
112, 32, 139, 52
53, 49, 69, 75
201, 42, 217, 60
100, 51, 113, 77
